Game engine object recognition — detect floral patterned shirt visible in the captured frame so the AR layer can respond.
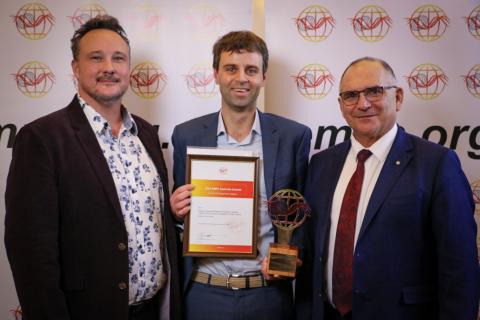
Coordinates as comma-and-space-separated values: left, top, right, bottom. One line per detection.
79, 96, 166, 304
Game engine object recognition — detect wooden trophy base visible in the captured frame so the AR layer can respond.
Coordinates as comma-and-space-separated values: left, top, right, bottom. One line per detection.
267, 243, 298, 277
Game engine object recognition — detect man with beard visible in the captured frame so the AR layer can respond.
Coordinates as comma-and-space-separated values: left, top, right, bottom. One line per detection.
5, 15, 182, 320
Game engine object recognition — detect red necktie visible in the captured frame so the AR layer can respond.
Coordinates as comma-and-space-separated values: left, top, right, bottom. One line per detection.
332, 149, 372, 315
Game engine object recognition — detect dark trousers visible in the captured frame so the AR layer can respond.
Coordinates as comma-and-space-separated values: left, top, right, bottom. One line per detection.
129, 294, 160, 320
324, 302, 352, 320
186, 281, 294, 320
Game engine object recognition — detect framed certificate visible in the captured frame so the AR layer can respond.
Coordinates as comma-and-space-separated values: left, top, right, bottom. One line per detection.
183, 154, 259, 258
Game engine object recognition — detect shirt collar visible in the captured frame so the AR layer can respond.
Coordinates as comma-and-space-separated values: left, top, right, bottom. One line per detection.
216, 109, 262, 143
351, 124, 398, 162
77, 94, 138, 136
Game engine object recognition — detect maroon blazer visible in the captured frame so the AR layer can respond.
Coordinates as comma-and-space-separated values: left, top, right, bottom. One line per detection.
5, 97, 182, 320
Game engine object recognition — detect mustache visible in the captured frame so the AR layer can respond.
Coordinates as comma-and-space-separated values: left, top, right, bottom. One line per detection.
96, 74, 120, 82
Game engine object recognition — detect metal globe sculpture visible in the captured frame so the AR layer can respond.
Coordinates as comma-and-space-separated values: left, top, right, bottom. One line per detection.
267, 189, 310, 243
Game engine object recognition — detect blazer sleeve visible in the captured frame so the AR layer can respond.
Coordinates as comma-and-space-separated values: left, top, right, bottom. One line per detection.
4, 124, 71, 319
171, 125, 187, 192
432, 150, 480, 319
294, 126, 312, 193
294, 161, 317, 320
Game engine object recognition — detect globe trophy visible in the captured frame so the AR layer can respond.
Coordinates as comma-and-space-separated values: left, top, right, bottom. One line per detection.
266, 189, 310, 277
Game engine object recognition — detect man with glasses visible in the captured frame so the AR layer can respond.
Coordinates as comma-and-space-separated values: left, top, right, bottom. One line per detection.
296, 57, 479, 320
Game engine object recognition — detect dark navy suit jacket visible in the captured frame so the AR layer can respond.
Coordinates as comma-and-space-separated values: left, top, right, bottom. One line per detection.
171, 110, 311, 289
296, 126, 479, 320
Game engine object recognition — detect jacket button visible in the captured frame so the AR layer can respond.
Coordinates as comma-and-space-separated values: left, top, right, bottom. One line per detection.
118, 242, 127, 251
118, 282, 127, 290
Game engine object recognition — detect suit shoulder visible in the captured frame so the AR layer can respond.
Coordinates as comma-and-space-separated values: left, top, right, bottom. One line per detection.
174, 112, 217, 132
19, 106, 70, 135
406, 131, 452, 157
131, 115, 160, 144
262, 112, 309, 132
132, 114, 156, 132
12, 106, 75, 155
310, 140, 348, 162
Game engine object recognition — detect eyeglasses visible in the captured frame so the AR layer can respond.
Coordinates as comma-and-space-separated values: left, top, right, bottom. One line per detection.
339, 86, 397, 106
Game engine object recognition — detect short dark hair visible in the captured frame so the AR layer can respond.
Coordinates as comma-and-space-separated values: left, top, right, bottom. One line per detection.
340, 56, 396, 85
212, 31, 269, 74
70, 15, 129, 60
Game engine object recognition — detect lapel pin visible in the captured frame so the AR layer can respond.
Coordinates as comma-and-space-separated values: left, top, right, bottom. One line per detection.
395, 160, 401, 165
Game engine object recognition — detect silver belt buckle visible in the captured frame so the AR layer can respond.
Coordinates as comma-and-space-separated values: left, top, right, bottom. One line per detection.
226, 273, 241, 290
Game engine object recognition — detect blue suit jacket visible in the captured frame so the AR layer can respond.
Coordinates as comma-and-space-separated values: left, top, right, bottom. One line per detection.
171, 110, 311, 289
296, 127, 479, 320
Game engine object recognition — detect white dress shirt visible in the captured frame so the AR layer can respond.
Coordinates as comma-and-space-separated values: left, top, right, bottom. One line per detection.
196, 110, 273, 276
326, 125, 398, 305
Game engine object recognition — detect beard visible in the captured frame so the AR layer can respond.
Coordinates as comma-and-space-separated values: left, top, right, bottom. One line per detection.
79, 80, 128, 106
90, 89, 126, 104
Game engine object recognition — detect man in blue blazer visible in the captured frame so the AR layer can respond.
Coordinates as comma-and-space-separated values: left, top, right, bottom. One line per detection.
170, 31, 311, 319
296, 57, 479, 320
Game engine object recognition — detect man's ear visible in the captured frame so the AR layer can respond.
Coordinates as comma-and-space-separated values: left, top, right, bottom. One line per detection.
213, 68, 219, 85
71, 59, 79, 80
395, 87, 404, 111
260, 72, 266, 87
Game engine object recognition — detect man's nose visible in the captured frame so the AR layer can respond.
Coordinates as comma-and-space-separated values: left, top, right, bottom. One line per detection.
356, 92, 371, 109
235, 70, 248, 83
102, 58, 115, 73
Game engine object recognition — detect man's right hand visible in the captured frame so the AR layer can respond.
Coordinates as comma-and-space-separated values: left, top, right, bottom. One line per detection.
170, 184, 194, 221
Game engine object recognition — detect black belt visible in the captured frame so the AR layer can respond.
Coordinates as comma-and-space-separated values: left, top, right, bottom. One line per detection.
191, 271, 268, 290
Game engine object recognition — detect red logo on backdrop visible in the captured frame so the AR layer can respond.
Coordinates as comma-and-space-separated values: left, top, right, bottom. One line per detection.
294, 64, 334, 100
11, 3, 55, 40
126, 5, 162, 33
130, 62, 167, 99
9, 305, 22, 320
294, 5, 335, 42
68, 3, 107, 30
185, 4, 225, 39
184, 64, 218, 98
464, 5, 480, 40
463, 64, 480, 99
407, 4, 449, 42
351, 5, 392, 42
406, 63, 447, 100
13, 61, 55, 98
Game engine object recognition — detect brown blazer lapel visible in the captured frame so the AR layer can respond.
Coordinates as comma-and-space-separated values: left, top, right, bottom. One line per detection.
66, 97, 125, 225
